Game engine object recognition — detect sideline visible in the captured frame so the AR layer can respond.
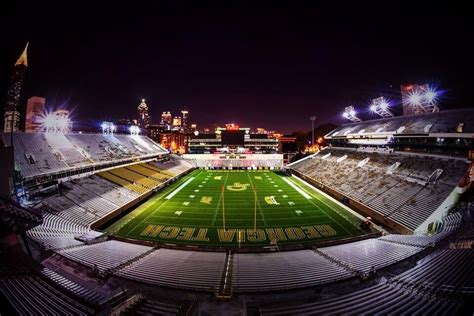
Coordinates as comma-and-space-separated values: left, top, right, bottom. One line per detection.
165, 177, 195, 200
282, 177, 312, 199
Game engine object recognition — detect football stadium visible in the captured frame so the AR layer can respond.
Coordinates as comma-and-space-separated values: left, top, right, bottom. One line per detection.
1, 101, 473, 315
1, 7, 473, 315
106, 169, 367, 247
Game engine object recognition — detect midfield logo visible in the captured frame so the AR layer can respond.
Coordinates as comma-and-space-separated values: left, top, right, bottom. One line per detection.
226, 182, 250, 191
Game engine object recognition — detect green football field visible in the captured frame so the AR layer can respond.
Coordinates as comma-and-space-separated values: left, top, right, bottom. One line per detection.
106, 169, 366, 247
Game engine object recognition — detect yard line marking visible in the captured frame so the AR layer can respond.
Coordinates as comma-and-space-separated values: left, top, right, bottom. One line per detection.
165, 177, 195, 200
289, 176, 353, 236
211, 171, 230, 226
282, 177, 312, 199
246, 171, 268, 226
126, 170, 204, 236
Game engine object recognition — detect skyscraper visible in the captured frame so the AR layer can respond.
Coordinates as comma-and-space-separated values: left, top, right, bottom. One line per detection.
25, 96, 45, 132
160, 111, 172, 129
181, 109, 189, 129
137, 99, 151, 128
4, 43, 28, 134
172, 116, 182, 128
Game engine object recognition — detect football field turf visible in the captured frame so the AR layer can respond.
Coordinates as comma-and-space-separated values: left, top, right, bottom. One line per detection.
106, 169, 366, 247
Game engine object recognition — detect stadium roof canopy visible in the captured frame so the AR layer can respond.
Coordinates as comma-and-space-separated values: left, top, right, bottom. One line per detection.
326, 108, 474, 138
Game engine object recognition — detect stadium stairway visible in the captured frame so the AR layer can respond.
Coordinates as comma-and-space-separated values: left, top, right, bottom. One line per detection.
216, 251, 234, 299
312, 248, 358, 275
109, 246, 159, 275
40, 268, 109, 305
121, 296, 187, 316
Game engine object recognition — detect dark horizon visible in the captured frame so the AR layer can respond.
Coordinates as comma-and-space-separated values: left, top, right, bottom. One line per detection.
1, 2, 473, 134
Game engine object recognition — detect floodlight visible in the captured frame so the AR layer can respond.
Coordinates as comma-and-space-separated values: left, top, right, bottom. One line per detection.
408, 91, 422, 106
424, 87, 439, 104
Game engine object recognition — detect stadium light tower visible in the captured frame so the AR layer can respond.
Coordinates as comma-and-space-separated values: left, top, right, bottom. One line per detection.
402, 84, 441, 114
310, 115, 316, 147
369, 97, 394, 118
129, 125, 140, 136
342, 106, 361, 122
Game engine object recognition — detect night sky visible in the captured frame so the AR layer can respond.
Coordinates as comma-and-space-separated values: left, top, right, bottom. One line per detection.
1, 2, 473, 133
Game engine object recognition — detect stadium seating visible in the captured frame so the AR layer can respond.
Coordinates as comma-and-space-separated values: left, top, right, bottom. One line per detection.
122, 297, 185, 315
98, 171, 148, 194
392, 249, 474, 294
26, 212, 87, 249
41, 268, 108, 304
291, 147, 468, 231
25, 158, 193, 251
0, 275, 94, 315
75, 174, 140, 206
1, 132, 167, 179
115, 248, 226, 291
150, 157, 195, 176
259, 281, 463, 315
260, 247, 472, 315
58, 240, 153, 272
318, 239, 422, 273
232, 250, 352, 292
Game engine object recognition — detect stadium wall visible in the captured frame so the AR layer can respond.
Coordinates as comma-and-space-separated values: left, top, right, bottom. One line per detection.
291, 169, 413, 234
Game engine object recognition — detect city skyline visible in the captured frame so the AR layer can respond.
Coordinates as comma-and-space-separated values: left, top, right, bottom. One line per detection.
1, 2, 473, 133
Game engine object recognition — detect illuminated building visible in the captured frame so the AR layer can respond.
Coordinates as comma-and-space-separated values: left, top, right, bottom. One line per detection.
188, 124, 278, 154
160, 111, 172, 129
146, 124, 161, 142
159, 130, 188, 154
25, 96, 46, 132
181, 110, 189, 129
4, 43, 28, 134
172, 116, 182, 129
137, 99, 151, 128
